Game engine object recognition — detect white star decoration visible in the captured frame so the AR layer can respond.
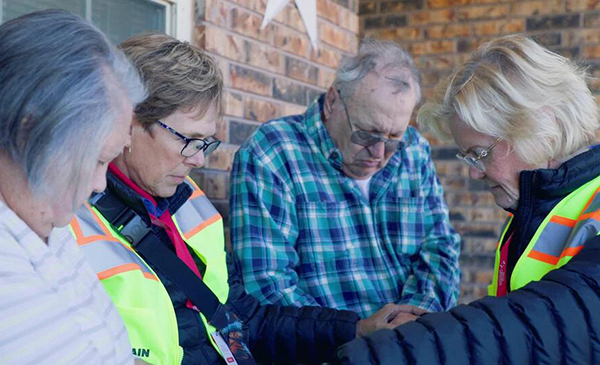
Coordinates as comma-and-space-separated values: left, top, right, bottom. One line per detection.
261, 0, 318, 50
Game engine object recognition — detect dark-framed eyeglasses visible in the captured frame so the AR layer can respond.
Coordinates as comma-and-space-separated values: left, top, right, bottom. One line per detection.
156, 120, 221, 158
337, 92, 406, 153
455, 137, 502, 172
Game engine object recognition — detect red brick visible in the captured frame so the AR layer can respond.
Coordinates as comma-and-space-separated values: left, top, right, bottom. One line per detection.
227, 0, 267, 14
273, 25, 311, 58
283, 102, 308, 116
318, 0, 340, 25
201, 26, 245, 63
416, 54, 456, 70
309, 45, 342, 68
584, 45, 600, 58
457, 5, 508, 20
230, 7, 272, 43
409, 40, 455, 55
245, 40, 285, 74
274, 3, 306, 32
409, 9, 456, 25
205, 0, 228, 27
229, 64, 272, 96
427, 0, 473, 9
244, 97, 284, 122
223, 91, 244, 118
381, 0, 426, 12
425, 24, 472, 39
473, 19, 524, 36
509, 0, 564, 16
564, 29, 600, 45
364, 27, 423, 42
320, 21, 354, 52
566, 0, 600, 12
318, 68, 336, 89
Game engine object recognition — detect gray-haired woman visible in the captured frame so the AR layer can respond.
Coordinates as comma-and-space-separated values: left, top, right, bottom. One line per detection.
0, 10, 145, 364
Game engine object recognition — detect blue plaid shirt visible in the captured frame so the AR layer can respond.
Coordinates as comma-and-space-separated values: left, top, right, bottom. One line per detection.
230, 95, 461, 318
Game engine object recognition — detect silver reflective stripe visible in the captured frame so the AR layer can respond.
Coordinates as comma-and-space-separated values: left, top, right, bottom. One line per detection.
531, 221, 572, 257
565, 218, 600, 249
175, 193, 219, 235
81, 240, 154, 276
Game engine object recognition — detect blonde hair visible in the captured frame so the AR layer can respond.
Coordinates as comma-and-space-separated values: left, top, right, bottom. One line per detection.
418, 34, 600, 165
119, 33, 223, 127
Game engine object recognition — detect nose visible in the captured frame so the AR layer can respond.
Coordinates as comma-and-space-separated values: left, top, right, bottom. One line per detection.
366, 141, 385, 159
468, 165, 485, 180
91, 173, 107, 194
184, 151, 206, 168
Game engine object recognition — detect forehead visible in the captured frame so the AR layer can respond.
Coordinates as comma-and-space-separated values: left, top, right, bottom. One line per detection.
168, 103, 219, 138
349, 71, 417, 132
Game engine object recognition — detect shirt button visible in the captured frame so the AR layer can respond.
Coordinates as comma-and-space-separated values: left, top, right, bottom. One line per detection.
331, 152, 338, 159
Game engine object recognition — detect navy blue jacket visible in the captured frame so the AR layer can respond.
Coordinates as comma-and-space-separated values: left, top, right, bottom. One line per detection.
336, 235, 600, 364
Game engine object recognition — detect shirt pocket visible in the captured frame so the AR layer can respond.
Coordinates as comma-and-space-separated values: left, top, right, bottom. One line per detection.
296, 200, 354, 276
377, 196, 426, 257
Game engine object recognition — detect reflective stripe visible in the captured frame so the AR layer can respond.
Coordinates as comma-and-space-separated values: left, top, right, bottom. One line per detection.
530, 220, 574, 257
71, 205, 120, 245
565, 217, 600, 250
175, 192, 220, 238
81, 240, 157, 281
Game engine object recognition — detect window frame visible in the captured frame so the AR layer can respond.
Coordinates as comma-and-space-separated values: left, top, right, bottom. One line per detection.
0, 0, 193, 41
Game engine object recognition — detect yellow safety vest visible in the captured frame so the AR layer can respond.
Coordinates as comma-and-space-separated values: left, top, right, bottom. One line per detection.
69, 178, 229, 364
489, 174, 600, 296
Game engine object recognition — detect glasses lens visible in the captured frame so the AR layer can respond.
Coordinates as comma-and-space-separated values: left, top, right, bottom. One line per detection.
352, 130, 404, 152
182, 140, 205, 157
456, 153, 485, 172
203, 140, 221, 157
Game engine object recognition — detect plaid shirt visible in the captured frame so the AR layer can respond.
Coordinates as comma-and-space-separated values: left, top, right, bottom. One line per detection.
230, 95, 461, 317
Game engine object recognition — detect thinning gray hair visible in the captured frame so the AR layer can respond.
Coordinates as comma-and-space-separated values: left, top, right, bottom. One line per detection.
333, 38, 421, 102
0, 10, 146, 201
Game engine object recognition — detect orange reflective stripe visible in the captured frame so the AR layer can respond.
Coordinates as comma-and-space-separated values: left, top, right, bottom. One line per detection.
549, 215, 577, 227
561, 246, 584, 257
71, 216, 119, 246
97, 263, 158, 281
185, 177, 205, 200
528, 250, 559, 265
183, 214, 220, 240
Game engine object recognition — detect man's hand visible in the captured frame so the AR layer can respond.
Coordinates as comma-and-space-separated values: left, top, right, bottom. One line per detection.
356, 304, 428, 337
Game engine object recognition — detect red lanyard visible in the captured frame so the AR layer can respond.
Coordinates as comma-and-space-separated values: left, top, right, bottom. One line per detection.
496, 232, 514, 297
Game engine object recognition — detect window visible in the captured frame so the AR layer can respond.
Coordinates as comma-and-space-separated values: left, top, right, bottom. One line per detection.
0, 0, 192, 43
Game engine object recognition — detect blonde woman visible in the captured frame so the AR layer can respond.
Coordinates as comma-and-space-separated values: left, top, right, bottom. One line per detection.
336, 34, 600, 364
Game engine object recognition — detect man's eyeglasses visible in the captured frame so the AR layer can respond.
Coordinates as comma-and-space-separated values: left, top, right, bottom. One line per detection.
156, 120, 221, 158
455, 137, 502, 172
337, 93, 406, 153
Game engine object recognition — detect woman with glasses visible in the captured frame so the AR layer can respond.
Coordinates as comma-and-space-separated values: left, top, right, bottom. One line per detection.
336, 34, 600, 364
69, 33, 395, 365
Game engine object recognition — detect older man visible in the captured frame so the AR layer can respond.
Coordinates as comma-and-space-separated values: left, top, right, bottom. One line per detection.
230, 39, 460, 318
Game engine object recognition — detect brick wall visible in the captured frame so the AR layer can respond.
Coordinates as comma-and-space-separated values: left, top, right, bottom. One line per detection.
360, 0, 600, 303
192, 0, 360, 243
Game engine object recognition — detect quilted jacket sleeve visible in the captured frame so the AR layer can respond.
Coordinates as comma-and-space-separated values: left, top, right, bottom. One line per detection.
225, 253, 360, 364
335, 236, 600, 365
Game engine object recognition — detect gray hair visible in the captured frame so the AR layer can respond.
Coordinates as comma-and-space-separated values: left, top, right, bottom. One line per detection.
418, 34, 600, 166
0, 10, 146, 200
333, 38, 421, 102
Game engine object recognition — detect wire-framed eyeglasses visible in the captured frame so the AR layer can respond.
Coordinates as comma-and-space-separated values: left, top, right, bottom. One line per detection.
455, 137, 502, 172
337, 92, 407, 153
156, 120, 221, 158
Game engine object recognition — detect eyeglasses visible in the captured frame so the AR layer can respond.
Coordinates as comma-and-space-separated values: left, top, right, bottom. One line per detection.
156, 120, 221, 158
337, 93, 406, 153
455, 137, 502, 172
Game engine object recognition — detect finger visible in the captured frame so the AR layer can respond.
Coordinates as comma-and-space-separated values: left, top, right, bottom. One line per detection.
387, 313, 418, 327
396, 304, 428, 316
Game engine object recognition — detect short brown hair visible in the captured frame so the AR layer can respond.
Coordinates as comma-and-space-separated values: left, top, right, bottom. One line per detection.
119, 33, 223, 126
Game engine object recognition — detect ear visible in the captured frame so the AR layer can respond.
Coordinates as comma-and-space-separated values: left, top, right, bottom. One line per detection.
323, 87, 339, 123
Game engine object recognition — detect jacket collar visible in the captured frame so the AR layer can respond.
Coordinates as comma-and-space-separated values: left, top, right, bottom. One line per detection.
510, 145, 600, 215
105, 167, 192, 220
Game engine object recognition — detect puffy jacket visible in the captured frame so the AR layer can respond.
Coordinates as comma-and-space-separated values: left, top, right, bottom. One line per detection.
335, 219, 600, 364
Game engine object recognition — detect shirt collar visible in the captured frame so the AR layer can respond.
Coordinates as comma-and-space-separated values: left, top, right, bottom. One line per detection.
305, 94, 344, 169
